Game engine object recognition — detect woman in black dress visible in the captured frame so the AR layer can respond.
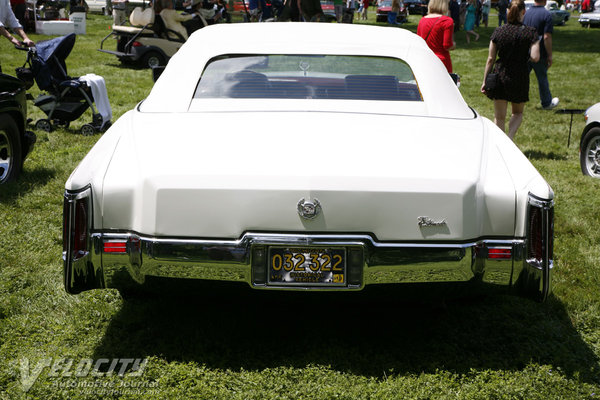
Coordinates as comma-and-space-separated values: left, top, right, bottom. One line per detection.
481, 0, 540, 140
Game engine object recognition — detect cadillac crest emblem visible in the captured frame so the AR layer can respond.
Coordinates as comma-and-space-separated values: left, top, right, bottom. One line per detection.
297, 198, 321, 220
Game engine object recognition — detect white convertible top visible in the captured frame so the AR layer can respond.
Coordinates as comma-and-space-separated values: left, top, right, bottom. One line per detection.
140, 23, 473, 119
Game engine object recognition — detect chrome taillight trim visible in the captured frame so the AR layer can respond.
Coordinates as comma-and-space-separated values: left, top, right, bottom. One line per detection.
63, 186, 93, 294
525, 193, 554, 301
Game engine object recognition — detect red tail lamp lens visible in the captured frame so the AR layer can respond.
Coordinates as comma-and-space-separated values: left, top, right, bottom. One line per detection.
488, 248, 512, 260
104, 241, 127, 253
73, 199, 89, 259
528, 206, 542, 261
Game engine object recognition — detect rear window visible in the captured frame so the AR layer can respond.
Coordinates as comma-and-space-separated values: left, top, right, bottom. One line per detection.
193, 54, 422, 101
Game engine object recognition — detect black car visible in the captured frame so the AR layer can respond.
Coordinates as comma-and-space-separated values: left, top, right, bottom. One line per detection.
0, 68, 36, 184
404, 0, 427, 15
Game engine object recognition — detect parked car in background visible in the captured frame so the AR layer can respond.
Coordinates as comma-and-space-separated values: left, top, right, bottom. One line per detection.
64, 23, 554, 302
0, 70, 36, 184
579, 9, 600, 27
579, 103, 600, 177
319, 0, 338, 21
376, 0, 408, 22
404, 0, 427, 15
525, 0, 570, 25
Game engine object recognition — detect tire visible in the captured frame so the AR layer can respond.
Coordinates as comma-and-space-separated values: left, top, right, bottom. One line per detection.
81, 124, 96, 136
141, 51, 165, 69
580, 127, 600, 177
0, 115, 23, 184
35, 119, 53, 132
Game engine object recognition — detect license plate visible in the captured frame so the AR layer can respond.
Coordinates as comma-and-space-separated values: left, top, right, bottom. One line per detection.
268, 247, 346, 286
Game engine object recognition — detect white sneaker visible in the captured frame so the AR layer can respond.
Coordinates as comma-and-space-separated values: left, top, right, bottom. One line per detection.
543, 97, 559, 110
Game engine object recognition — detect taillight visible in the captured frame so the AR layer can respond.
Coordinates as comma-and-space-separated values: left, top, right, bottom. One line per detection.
104, 241, 127, 253
526, 196, 553, 264
487, 247, 512, 260
527, 205, 543, 261
132, 41, 143, 47
73, 200, 89, 259
63, 188, 92, 263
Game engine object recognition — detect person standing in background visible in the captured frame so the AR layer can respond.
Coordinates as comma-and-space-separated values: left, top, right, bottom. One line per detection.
449, 0, 460, 31
417, 0, 455, 72
481, 0, 540, 139
464, 0, 479, 43
345, 0, 357, 22
581, 0, 591, 12
481, 0, 490, 27
111, 0, 129, 25
497, 0, 508, 25
333, 0, 344, 21
387, 0, 399, 24
523, 0, 559, 109
361, 0, 370, 19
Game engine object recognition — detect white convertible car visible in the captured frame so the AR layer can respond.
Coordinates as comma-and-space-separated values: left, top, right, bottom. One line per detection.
63, 23, 554, 300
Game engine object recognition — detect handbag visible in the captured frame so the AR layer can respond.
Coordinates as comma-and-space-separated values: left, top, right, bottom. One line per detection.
484, 71, 498, 92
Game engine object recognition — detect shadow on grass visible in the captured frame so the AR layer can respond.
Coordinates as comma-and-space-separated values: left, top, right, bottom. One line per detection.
93, 282, 599, 384
523, 150, 568, 160
0, 167, 55, 204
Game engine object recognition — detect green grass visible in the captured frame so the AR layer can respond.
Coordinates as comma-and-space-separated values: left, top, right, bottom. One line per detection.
1, 12, 600, 399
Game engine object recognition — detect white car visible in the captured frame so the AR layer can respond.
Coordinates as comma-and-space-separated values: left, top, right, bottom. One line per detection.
579, 103, 600, 176
63, 23, 554, 301
579, 10, 600, 28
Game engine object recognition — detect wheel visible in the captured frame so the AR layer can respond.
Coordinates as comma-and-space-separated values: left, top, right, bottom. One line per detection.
580, 127, 600, 177
81, 124, 96, 136
140, 51, 165, 69
0, 115, 23, 184
35, 119, 53, 132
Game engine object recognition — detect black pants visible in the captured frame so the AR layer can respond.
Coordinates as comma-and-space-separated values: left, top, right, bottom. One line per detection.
13, 3, 27, 28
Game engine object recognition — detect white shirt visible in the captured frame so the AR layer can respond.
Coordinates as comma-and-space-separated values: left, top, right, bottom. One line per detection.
0, 0, 23, 29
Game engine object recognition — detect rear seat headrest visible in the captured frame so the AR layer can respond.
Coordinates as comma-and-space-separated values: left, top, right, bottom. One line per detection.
129, 7, 155, 26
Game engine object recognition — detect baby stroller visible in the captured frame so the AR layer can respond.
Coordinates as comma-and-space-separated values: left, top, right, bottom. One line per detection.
18, 33, 111, 135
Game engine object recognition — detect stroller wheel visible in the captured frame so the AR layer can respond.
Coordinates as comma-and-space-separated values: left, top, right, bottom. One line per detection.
81, 124, 96, 136
35, 119, 53, 132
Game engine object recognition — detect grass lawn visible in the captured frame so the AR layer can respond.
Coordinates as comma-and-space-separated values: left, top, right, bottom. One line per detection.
1, 10, 600, 399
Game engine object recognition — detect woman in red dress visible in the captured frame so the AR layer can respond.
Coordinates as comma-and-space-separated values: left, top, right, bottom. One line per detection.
416, 0, 456, 73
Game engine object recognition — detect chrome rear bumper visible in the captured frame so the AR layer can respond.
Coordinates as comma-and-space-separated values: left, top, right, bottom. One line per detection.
63, 231, 552, 300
